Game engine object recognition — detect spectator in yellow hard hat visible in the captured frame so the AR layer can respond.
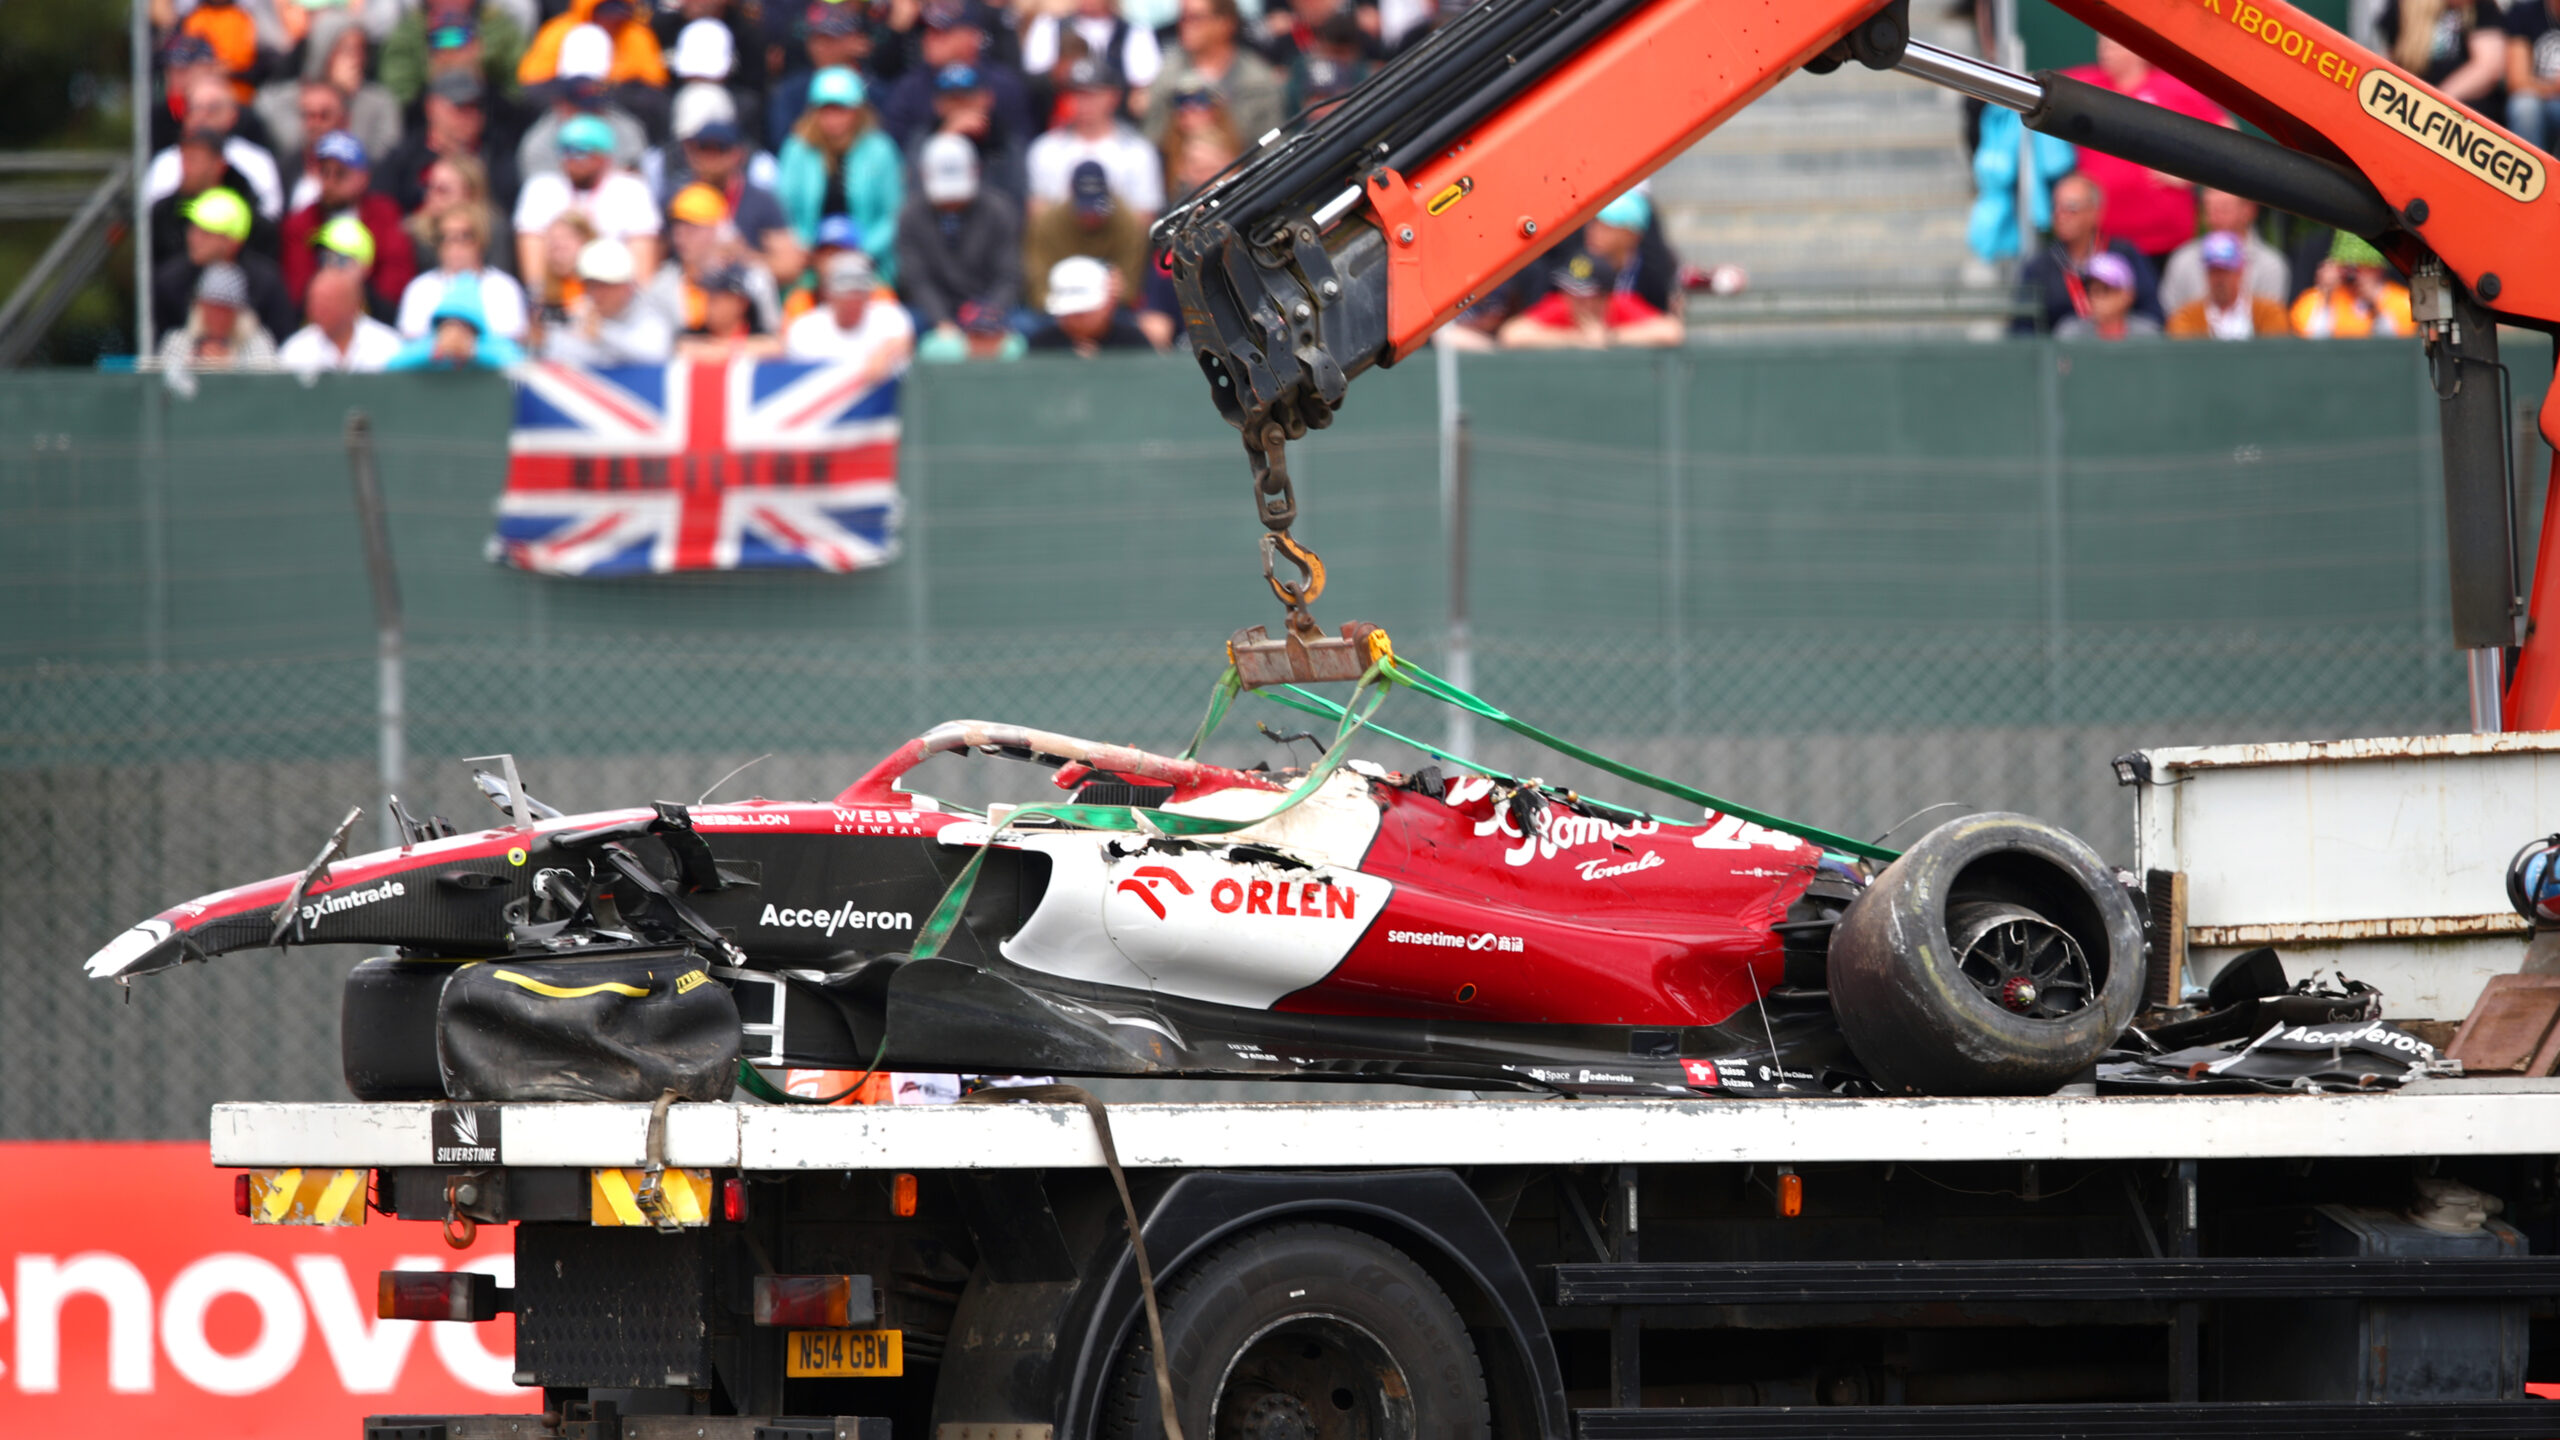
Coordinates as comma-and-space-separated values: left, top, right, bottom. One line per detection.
154, 187, 296, 343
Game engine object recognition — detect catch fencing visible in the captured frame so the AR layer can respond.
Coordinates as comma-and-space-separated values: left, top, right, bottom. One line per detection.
0, 336, 2522, 1137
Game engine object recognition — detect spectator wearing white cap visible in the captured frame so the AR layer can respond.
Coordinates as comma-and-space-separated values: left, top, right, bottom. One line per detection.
646, 79, 782, 196
643, 85, 788, 245
542, 237, 678, 366
785, 251, 916, 381
1025, 254, 1153, 355
671, 16, 736, 83
161, 261, 281, 370
518, 0, 670, 91
1025, 58, 1165, 221
516, 24, 653, 178
282, 264, 406, 374
897, 133, 1024, 349
1024, 159, 1147, 311
902, 62, 1030, 206
654, 0, 767, 125
666, 17, 759, 126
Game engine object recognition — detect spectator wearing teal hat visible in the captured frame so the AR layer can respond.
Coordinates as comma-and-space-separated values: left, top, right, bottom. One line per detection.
1521, 188, 1683, 314
153, 186, 297, 343
515, 23, 654, 178
387, 278, 529, 371
777, 67, 906, 282
514, 113, 666, 301
1497, 244, 1682, 350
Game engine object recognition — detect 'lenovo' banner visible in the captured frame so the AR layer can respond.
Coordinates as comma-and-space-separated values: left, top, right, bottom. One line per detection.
0, 1143, 531, 1437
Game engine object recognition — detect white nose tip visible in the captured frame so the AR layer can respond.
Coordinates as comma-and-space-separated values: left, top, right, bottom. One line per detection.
85, 919, 175, 978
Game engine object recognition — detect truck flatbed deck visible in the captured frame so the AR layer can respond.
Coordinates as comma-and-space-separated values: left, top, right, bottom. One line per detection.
213, 1083, 2560, 1172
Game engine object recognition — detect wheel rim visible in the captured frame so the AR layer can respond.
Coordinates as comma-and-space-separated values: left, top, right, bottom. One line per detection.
1212, 1313, 1416, 1440
1947, 900, 2094, 1021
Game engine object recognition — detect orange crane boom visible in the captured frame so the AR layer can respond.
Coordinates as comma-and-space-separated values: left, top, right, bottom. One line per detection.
1160, 0, 2556, 728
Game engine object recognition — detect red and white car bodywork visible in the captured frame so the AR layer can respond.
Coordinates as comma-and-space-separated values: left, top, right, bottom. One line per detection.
88, 721, 1871, 1096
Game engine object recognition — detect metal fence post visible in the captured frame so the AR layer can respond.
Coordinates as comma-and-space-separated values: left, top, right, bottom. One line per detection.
904, 370, 931, 727
346, 411, 406, 848
1662, 350, 1688, 736
1438, 339, 1474, 755
2040, 341, 2069, 731
131, 0, 153, 360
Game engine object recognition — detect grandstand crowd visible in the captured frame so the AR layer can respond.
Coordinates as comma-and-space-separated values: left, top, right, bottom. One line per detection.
142, 0, 1699, 374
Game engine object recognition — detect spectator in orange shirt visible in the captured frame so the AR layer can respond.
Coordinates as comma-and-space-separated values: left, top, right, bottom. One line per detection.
177, 0, 263, 104
2291, 232, 2414, 339
2167, 232, 2292, 340
520, 0, 670, 96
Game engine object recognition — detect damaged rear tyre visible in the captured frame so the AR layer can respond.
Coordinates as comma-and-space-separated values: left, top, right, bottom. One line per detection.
1828, 812, 2144, 1095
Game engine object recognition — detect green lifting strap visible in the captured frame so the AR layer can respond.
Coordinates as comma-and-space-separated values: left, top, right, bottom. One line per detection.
888, 657, 1399, 977
1261, 657, 1900, 864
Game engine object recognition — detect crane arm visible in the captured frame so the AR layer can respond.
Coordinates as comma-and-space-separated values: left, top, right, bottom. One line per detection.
1164, 0, 2557, 724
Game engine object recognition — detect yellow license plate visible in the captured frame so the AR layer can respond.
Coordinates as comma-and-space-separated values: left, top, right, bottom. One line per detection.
786, 1328, 903, 1378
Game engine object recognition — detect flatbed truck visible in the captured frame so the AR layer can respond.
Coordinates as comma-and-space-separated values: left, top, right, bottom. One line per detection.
216, 1084, 2560, 1439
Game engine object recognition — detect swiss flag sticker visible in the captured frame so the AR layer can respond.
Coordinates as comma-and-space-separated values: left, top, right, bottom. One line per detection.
1680, 1058, 1720, 1087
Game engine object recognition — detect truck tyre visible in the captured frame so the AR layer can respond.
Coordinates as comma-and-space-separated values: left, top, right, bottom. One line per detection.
1101, 1222, 1490, 1440
1827, 812, 2144, 1095
342, 957, 452, 1101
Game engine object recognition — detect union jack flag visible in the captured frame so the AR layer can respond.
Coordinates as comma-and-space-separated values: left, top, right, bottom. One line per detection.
492, 359, 901, 576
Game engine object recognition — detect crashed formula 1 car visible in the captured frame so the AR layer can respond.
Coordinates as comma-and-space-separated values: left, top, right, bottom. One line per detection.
86, 720, 2147, 1100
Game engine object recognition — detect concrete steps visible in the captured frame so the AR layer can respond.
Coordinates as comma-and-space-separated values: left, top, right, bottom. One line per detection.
1650, 10, 1986, 307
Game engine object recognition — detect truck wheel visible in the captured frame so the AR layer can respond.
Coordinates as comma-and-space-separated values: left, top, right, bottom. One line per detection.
342, 957, 452, 1101
1101, 1222, 1490, 1440
1827, 812, 2144, 1095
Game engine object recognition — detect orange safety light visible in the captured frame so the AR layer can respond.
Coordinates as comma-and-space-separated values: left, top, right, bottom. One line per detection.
890, 1172, 919, 1217
1776, 1167, 1803, 1219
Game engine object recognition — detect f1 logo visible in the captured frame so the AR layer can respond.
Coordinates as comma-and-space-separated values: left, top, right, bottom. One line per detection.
1113, 865, 1193, 919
